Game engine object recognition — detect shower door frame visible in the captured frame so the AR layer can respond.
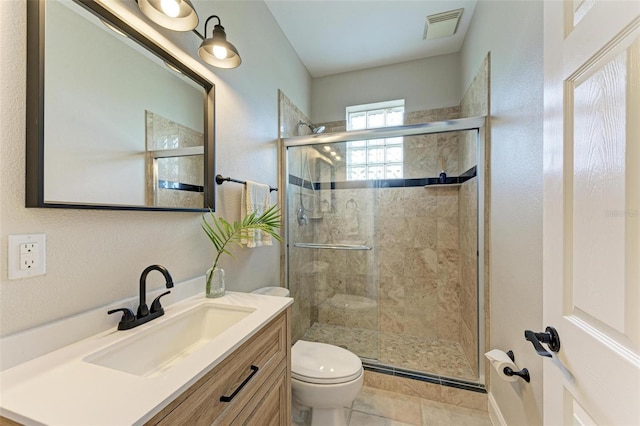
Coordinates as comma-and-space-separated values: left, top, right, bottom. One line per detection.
282, 116, 487, 387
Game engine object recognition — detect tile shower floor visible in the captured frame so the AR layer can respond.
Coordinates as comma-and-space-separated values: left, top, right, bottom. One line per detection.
302, 323, 476, 381
346, 386, 491, 426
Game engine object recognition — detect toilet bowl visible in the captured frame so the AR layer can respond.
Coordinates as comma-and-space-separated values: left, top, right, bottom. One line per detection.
251, 287, 364, 426
291, 340, 363, 426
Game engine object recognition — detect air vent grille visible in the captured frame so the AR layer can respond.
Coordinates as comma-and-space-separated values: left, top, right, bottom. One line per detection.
423, 8, 464, 40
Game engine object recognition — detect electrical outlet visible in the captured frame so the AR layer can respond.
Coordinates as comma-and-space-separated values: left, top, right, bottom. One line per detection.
19, 242, 38, 270
8, 234, 46, 279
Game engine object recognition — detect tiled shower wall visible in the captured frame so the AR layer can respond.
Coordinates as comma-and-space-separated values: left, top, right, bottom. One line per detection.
459, 54, 490, 381
278, 90, 316, 343
305, 107, 469, 355
306, 182, 463, 344
458, 177, 478, 375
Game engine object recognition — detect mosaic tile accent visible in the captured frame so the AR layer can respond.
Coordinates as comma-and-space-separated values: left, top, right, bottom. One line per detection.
302, 322, 476, 381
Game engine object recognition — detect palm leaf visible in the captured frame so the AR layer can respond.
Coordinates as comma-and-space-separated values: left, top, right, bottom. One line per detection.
202, 205, 283, 269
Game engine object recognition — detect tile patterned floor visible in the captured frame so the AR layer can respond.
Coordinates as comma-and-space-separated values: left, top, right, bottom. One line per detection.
302, 322, 476, 381
345, 386, 492, 426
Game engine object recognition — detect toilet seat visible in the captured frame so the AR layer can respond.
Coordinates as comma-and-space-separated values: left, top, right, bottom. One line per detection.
291, 340, 363, 385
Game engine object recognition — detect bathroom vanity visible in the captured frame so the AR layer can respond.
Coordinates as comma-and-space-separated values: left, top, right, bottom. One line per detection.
0, 287, 292, 425
146, 310, 290, 425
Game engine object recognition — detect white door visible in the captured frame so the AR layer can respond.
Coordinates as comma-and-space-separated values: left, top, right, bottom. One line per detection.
543, 0, 640, 424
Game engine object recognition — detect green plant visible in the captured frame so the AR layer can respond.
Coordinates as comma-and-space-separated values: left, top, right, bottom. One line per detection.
201, 205, 283, 271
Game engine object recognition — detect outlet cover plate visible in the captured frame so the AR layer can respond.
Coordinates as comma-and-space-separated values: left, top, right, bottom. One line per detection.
8, 234, 46, 279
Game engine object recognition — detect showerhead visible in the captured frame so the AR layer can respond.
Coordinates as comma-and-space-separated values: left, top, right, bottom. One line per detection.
298, 121, 325, 134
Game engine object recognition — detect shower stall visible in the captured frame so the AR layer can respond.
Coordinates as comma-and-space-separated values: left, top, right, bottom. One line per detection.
283, 117, 486, 387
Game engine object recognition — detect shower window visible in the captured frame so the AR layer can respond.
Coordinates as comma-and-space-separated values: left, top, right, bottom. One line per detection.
345, 100, 404, 181
346, 137, 404, 180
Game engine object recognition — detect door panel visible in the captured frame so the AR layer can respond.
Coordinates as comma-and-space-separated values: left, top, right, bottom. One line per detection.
570, 38, 637, 340
544, 1, 640, 424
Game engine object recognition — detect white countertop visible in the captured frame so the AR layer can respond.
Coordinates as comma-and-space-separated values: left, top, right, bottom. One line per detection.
0, 291, 292, 425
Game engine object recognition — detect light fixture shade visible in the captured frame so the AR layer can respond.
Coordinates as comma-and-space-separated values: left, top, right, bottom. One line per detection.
198, 25, 242, 69
138, 0, 198, 31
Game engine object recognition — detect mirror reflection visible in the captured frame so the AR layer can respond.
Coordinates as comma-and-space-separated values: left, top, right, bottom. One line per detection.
27, 0, 214, 211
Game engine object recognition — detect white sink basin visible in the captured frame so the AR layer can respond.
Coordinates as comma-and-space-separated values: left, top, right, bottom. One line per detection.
84, 302, 255, 377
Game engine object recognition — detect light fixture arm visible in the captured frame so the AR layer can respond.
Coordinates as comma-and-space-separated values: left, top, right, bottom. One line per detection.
203, 15, 222, 36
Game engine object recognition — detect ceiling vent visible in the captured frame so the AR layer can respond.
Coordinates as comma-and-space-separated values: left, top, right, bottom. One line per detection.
423, 8, 464, 40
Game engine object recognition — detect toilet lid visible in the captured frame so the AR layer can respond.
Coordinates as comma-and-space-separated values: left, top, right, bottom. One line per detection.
291, 340, 363, 384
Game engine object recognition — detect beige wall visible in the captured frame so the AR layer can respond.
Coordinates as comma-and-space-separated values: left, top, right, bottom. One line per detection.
0, 0, 311, 336
311, 54, 462, 123
460, 1, 544, 424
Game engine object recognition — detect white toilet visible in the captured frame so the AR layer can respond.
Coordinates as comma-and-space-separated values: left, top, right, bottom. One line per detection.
251, 287, 363, 426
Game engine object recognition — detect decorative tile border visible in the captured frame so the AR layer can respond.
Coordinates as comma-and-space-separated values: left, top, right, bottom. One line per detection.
364, 362, 486, 394
157, 180, 204, 192
288, 166, 477, 191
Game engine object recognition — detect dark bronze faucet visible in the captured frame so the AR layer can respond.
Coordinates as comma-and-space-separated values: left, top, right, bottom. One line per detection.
108, 264, 174, 330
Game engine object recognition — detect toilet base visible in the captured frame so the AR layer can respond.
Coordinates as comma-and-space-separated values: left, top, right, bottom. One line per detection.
309, 407, 348, 426
292, 404, 347, 426
291, 399, 309, 425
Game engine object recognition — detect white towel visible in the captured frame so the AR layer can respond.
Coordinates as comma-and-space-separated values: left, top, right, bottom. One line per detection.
241, 180, 272, 248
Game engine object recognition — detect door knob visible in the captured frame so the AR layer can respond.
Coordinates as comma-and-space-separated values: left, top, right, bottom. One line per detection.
524, 326, 560, 357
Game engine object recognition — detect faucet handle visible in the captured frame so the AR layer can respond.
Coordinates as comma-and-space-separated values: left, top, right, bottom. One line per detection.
108, 308, 136, 326
150, 291, 171, 314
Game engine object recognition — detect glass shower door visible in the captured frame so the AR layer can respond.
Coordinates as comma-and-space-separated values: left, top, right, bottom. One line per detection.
284, 120, 485, 384
286, 144, 380, 362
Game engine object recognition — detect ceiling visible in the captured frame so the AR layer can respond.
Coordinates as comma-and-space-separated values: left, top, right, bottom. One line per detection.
264, 0, 477, 78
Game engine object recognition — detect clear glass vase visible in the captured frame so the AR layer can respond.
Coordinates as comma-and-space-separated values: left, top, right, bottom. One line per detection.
206, 267, 225, 298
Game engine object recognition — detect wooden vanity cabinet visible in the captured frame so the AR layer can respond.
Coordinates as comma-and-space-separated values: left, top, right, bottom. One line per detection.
146, 308, 291, 426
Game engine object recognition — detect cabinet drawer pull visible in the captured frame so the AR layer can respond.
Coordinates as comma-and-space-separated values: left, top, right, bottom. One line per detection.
220, 365, 259, 403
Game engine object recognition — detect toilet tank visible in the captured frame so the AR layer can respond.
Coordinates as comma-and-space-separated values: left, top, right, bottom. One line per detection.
251, 286, 290, 297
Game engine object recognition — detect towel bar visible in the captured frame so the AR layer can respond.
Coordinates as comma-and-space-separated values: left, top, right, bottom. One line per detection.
293, 243, 372, 250
215, 174, 277, 192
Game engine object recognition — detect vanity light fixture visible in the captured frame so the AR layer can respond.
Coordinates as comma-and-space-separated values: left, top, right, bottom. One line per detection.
136, 1, 242, 69
137, 0, 199, 31
198, 15, 242, 69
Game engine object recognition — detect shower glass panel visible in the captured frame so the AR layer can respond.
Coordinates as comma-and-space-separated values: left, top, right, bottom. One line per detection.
285, 118, 484, 384
287, 144, 381, 361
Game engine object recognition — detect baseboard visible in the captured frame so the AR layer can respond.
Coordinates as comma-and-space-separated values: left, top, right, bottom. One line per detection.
488, 392, 507, 426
